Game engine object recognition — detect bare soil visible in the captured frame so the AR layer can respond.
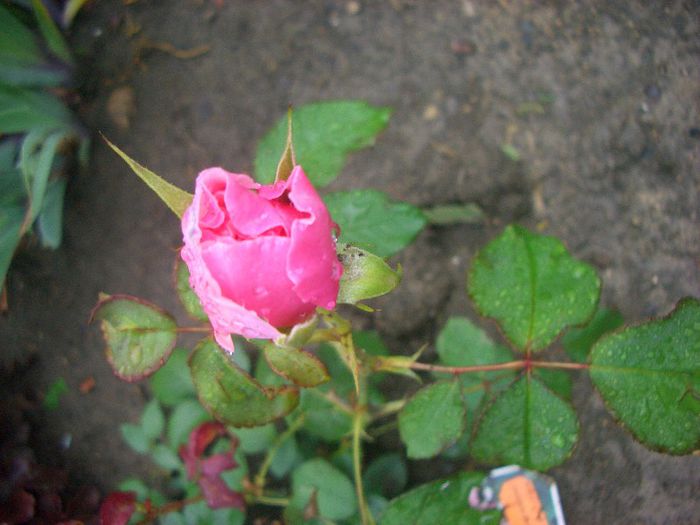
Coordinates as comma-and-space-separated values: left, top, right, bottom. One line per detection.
2, 1, 699, 523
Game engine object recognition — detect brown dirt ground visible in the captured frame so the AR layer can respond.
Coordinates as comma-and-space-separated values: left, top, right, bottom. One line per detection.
2, 1, 699, 523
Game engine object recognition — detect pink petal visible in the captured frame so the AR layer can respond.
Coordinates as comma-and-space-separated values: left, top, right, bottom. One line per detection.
201, 236, 316, 328
224, 177, 289, 238
286, 166, 342, 308
182, 201, 281, 347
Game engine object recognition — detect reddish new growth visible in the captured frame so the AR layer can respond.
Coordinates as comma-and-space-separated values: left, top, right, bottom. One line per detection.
179, 421, 245, 510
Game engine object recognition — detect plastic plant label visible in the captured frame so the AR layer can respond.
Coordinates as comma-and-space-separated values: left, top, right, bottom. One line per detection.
469, 465, 565, 525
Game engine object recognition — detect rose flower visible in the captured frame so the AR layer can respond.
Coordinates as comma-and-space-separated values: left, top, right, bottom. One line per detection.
181, 166, 342, 352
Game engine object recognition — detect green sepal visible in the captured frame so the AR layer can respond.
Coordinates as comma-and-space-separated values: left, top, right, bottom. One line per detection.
274, 107, 296, 183
336, 244, 401, 305
103, 136, 193, 218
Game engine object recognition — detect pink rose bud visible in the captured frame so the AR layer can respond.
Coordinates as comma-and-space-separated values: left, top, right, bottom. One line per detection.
181, 165, 342, 351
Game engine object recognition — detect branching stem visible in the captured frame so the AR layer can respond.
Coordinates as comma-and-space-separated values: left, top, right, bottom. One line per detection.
352, 402, 374, 525
254, 414, 305, 491
409, 359, 588, 374
135, 495, 203, 524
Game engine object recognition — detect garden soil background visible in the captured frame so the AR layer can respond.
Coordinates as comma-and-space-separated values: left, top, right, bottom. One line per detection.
2, 1, 699, 523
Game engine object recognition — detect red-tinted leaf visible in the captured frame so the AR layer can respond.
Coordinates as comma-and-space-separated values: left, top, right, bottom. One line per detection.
179, 422, 245, 510
200, 453, 237, 477
99, 491, 137, 525
193, 421, 226, 456
199, 475, 246, 510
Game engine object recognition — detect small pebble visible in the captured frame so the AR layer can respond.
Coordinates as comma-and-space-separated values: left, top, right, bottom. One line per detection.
644, 84, 661, 103
346, 1, 360, 15
688, 127, 700, 139
451, 37, 477, 56
423, 104, 440, 121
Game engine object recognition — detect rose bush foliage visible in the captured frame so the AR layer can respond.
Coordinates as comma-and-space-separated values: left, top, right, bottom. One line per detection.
181, 165, 342, 351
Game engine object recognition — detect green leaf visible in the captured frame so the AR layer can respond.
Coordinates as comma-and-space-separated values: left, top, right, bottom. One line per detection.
0, 84, 73, 133
316, 333, 387, 403
294, 388, 352, 442
120, 423, 152, 454
150, 348, 197, 407
160, 513, 187, 525
232, 423, 277, 454
436, 316, 514, 382
174, 258, 208, 321
533, 367, 573, 401
471, 375, 578, 470
140, 399, 165, 441
324, 189, 426, 257
254, 352, 286, 387
363, 453, 407, 499
91, 294, 177, 381
31, 0, 73, 64
0, 60, 69, 87
589, 298, 700, 454
0, 203, 24, 289
422, 203, 485, 226
398, 379, 466, 459
229, 338, 252, 372
117, 477, 150, 500
103, 137, 193, 218
270, 435, 301, 479
167, 399, 211, 448
190, 338, 299, 427
337, 244, 401, 305
262, 343, 330, 388
255, 101, 391, 187
151, 443, 182, 471
354, 330, 390, 357
291, 458, 357, 521
43, 377, 68, 410
562, 307, 624, 363
36, 177, 66, 248
434, 318, 517, 442
20, 128, 66, 223
380, 471, 501, 525
221, 445, 249, 491
0, 4, 43, 66
468, 225, 600, 352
